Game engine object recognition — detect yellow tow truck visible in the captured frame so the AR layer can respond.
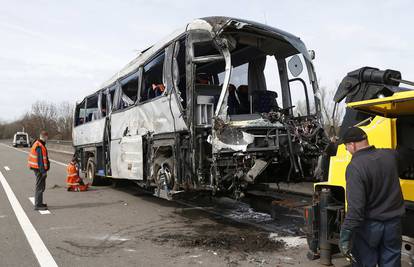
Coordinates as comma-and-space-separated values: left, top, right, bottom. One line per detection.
304, 67, 414, 266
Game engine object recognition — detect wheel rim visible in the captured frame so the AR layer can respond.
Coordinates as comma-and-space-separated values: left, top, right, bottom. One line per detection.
87, 163, 94, 183
402, 235, 414, 267
155, 164, 173, 190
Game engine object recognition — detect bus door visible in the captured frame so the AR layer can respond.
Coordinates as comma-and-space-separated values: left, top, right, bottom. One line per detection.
102, 87, 113, 176
109, 72, 143, 180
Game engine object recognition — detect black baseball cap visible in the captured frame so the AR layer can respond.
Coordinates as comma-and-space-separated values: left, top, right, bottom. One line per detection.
340, 127, 368, 144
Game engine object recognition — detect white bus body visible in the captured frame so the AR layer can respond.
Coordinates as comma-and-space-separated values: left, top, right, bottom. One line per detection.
73, 17, 328, 199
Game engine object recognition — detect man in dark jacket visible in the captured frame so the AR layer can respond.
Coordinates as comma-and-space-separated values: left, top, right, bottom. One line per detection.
339, 127, 413, 266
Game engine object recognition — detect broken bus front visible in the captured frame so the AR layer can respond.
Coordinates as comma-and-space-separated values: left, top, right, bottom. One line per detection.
188, 18, 328, 198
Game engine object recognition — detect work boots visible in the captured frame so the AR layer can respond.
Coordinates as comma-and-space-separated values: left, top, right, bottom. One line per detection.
34, 203, 48, 210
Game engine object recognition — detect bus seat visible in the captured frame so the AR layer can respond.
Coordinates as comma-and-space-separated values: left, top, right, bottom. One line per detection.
237, 85, 250, 114
227, 84, 239, 115
252, 91, 278, 113
195, 84, 222, 97
87, 113, 93, 122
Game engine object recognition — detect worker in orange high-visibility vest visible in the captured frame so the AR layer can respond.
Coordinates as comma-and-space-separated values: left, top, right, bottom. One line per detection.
66, 155, 89, 192
28, 130, 50, 210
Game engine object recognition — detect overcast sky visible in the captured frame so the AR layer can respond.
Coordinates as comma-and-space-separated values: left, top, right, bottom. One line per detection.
0, 0, 413, 121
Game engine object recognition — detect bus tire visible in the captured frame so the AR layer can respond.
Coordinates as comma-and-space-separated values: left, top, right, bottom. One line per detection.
86, 158, 103, 186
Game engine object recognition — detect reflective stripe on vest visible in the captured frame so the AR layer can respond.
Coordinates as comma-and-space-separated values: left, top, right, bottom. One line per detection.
27, 140, 48, 170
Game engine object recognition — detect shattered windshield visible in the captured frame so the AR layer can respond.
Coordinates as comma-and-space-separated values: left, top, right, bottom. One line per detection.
191, 29, 319, 123
217, 47, 316, 118
286, 54, 316, 116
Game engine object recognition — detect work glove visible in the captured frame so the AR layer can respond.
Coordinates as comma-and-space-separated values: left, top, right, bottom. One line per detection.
339, 228, 356, 262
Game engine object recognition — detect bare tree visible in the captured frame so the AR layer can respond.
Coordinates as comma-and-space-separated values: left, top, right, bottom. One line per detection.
319, 85, 345, 136
1, 101, 74, 140
294, 84, 345, 137
0, 120, 23, 139
294, 99, 307, 117
56, 102, 74, 140
30, 101, 58, 131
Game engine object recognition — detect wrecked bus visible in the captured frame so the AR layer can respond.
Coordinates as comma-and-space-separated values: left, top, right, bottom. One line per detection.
73, 17, 328, 199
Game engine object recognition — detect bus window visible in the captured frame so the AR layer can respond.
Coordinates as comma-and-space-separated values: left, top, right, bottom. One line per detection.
286, 54, 315, 116
106, 85, 117, 112
109, 88, 115, 105
74, 100, 86, 126
194, 41, 223, 87
173, 39, 186, 108
264, 55, 282, 103
120, 73, 139, 109
216, 53, 281, 116
101, 91, 109, 117
193, 41, 225, 101
85, 94, 99, 122
194, 41, 220, 58
141, 52, 165, 102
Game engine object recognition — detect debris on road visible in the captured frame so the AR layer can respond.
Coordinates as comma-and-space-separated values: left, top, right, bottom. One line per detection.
151, 231, 285, 252
268, 233, 307, 248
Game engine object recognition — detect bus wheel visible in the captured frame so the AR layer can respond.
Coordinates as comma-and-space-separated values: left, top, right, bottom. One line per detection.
86, 158, 103, 186
155, 161, 174, 191
402, 235, 414, 267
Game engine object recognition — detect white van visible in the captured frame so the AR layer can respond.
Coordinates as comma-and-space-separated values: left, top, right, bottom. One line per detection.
12, 132, 30, 147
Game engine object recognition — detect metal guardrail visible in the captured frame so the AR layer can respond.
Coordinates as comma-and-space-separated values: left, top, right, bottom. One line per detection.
2, 139, 72, 145
1, 139, 74, 154
47, 140, 74, 154
46, 140, 74, 155
48, 140, 73, 145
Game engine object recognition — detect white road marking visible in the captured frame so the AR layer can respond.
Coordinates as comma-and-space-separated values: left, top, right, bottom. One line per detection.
0, 171, 58, 267
49, 159, 67, 167
29, 197, 51, 215
0, 143, 68, 167
4, 166, 10, 171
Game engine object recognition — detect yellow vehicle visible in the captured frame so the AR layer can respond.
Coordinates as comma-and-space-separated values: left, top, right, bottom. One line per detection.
304, 67, 414, 265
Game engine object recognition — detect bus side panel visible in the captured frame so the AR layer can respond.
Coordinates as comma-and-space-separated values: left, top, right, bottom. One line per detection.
110, 139, 121, 178
111, 96, 187, 141
109, 96, 187, 180
73, 119, 106, 146
109, 136, 143, 180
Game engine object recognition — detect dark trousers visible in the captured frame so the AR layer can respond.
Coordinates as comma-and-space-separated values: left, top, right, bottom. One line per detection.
352, 217, 402, 267
34, 170, 47, 207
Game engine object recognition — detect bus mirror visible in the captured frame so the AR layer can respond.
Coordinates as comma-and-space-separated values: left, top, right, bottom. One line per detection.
288, 55, 303, 77
308, 50, 316, 60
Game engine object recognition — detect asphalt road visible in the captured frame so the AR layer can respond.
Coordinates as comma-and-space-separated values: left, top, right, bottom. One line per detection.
0, 142, 349, 267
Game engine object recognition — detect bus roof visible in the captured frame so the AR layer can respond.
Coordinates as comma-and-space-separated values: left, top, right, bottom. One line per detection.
91, 16, 306, 96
